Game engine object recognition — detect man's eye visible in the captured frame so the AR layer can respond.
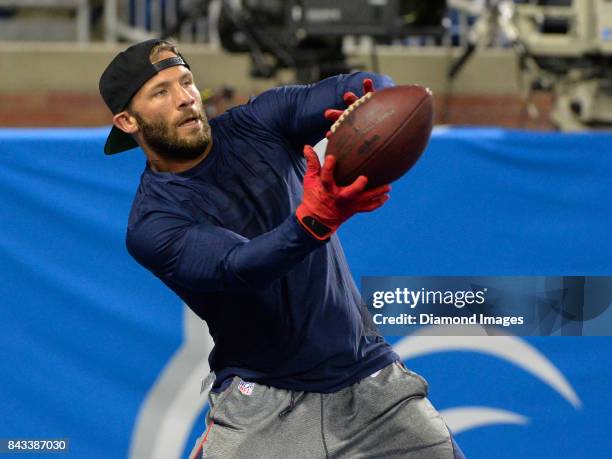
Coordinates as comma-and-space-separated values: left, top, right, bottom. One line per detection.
183, 80, 193, 87
154, 89, 167, 97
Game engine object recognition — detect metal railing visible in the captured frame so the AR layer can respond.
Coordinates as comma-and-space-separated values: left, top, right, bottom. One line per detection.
0, 0, 486, 47
0, 0, 91, 42
103, 0, 218, 44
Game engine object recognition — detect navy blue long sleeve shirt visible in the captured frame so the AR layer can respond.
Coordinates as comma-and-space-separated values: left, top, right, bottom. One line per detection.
126, 72, 399, 392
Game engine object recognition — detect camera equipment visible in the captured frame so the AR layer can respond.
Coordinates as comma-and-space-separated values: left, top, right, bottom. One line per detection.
449, 0, 612, 130
164, 0, 447, 83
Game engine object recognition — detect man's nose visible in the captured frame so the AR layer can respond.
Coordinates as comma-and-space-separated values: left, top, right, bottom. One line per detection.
176, 87, 195, 108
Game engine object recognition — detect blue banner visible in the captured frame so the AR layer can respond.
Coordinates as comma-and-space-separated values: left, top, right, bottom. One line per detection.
1, 127, 611, 458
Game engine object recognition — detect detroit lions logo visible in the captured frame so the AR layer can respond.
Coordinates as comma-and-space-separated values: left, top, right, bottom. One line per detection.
393, 325, 581, 434
128, 308, 581, 458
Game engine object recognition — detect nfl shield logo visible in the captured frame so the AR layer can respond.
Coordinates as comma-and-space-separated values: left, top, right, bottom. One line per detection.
238, 381, 255, 396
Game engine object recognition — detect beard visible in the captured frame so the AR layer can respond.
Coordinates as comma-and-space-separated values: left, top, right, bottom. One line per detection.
133, 106, 211, 161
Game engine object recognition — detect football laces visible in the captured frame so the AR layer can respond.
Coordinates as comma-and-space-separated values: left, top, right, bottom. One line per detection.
330, 92, 373, 134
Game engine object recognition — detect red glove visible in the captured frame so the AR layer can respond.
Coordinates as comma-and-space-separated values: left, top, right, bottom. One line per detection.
324, 78, 375, 137
296, 145, 390, 240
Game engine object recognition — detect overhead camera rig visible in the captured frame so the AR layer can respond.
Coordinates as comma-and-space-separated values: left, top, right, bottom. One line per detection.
449, 0, 612, 130
164, 0, 447, 84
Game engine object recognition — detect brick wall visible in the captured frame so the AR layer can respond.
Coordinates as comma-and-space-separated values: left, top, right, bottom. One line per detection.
0, 91, 555, 130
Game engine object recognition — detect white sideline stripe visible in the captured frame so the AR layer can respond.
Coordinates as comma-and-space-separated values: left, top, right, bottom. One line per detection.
441, 407, 529, 434
393, 327, 582, 409
129, 305, 215, 459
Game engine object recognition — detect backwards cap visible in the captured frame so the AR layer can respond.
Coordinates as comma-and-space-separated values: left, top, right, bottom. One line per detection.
99, 39, 190, 155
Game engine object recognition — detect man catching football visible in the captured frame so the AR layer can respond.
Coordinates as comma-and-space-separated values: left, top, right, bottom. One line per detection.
99, 39, 464, 458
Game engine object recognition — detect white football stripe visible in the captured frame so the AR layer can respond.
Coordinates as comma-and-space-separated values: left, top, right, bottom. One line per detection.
312, 138, 327, 166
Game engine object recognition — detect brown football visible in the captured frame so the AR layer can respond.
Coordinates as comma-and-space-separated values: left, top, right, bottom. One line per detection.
326, 85, 434, 189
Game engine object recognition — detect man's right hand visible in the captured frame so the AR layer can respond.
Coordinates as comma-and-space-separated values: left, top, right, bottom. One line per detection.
323, 78, 375, 138
296, 145, 390, 240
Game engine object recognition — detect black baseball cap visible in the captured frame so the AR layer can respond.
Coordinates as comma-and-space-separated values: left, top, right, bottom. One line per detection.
99, 39, 190, 155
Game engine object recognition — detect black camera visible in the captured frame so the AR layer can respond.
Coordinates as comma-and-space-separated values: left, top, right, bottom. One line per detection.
214, 0, 446, 82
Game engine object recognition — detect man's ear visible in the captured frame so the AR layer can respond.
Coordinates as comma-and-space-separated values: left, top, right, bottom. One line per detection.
112, 111, 139, 134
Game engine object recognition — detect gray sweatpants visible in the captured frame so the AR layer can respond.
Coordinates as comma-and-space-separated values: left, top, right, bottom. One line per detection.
190, 362, 456, 458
